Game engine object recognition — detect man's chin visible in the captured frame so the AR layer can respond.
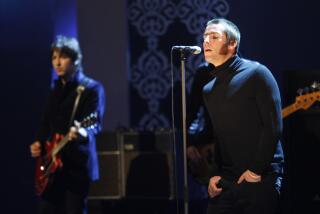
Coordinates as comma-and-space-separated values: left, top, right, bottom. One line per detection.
55, 71, 66, 77
204, 55, 213, 63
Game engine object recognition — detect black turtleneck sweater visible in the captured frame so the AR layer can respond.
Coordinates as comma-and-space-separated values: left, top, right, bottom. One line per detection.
203, 56, 284, 180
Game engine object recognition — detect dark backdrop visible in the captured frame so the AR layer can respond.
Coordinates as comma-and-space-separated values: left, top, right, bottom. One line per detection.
0, 0, 54, 213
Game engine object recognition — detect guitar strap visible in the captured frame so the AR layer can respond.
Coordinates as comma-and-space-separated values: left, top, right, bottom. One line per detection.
68, 77, 90, 127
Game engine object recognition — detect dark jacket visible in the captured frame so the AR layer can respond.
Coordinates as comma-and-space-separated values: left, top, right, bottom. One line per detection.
35, 70, 105, 182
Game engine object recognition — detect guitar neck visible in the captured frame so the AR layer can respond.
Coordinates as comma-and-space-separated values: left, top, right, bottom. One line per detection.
52, 135, 69, 157
49, 113, 96, 157
282, 103, 297, 118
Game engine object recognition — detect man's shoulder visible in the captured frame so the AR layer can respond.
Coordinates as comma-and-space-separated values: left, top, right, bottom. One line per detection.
80, 75, 104, 90
239, 58, 271, 75
239, 58, 277, 87
240, 58, 261, 69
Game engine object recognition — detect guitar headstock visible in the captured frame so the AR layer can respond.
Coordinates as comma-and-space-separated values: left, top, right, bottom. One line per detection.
294, 82, 320, 110
77, 112, 98, 129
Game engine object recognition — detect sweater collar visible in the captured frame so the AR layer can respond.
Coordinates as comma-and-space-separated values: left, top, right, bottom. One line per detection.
54, 70, 85, 89
212, 55, 240, 76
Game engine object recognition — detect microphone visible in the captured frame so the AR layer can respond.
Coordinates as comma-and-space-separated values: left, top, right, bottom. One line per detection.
172, 45, 201, 55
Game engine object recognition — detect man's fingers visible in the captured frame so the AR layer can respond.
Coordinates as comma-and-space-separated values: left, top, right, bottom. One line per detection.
30, 142, 40, 149
30, 141, 42, 157
208, 176, 223, 198
194, 149, 201, 159
187, 147, 201, 161
237, 175, 244, 184
70, 126, 77, 133
68, 133, 77, 140
30, 149, 41, 157
190, 150, 199, 160
208, 185, 217, 197
31, 151, 41, 157
68, 127, 78, 140
208, 186, 222, 198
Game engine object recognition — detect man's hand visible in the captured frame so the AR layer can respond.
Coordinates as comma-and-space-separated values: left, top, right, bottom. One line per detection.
68, 126, 88, 141
30, 141, 41, 158
187, 146, 202, 162
237, 169, 261, 184
208, 176, 222, 198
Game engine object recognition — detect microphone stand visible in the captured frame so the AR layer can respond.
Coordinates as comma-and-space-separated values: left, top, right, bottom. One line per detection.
179, 50, 189, 214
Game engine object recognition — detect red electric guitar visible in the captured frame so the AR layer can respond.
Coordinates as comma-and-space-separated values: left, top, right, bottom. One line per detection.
35, 113, 97, 196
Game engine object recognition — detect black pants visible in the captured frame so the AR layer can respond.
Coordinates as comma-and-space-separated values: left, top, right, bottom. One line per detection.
38, 190, 87, 214
37, 172, 89, 214
207, 176, 280, 214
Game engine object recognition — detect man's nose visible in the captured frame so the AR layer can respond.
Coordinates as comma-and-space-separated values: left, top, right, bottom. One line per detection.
203, 40, 209, 48
203, 36, 209, 45
55, 59, 61, 67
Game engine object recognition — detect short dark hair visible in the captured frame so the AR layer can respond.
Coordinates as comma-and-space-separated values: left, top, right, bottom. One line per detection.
51, 35, 82, 69
206, 18, 241, 53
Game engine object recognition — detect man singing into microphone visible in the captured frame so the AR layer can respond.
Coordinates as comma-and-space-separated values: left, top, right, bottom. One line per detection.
201, 18, 284, 214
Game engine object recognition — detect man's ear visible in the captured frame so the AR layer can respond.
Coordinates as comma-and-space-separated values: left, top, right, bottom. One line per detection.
228, 40, 237, 52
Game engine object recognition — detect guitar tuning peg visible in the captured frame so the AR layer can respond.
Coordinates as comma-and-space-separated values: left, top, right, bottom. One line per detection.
297, 88, 303, 95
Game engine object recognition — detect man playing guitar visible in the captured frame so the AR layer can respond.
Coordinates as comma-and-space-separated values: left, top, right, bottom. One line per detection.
30, 35, 105, 214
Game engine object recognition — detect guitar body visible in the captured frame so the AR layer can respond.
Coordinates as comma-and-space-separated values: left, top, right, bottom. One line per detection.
35, 133, 64, 196
33, 113, 97, 196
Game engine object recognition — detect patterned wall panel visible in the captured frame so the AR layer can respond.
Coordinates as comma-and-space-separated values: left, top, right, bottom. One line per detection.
127, 0, 229, 129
